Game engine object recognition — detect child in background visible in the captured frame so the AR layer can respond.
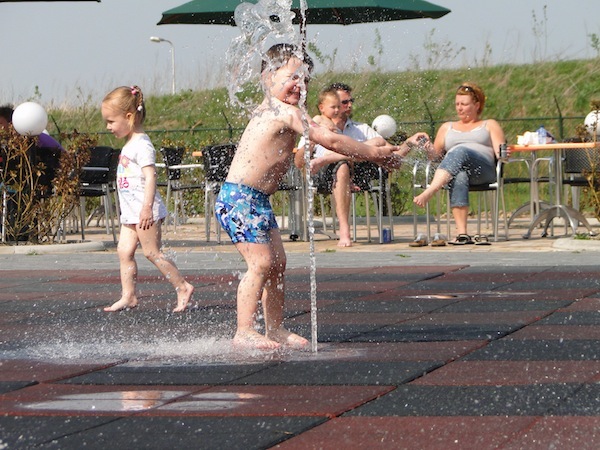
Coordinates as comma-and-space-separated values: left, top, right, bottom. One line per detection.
101, 85, 194, 312
215, 43, 401, 350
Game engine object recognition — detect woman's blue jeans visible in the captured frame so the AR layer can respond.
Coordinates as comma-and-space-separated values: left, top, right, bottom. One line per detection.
438, 146, 496, 207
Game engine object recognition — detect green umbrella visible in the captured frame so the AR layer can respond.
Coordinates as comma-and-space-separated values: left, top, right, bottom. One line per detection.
157, 0, 450, 26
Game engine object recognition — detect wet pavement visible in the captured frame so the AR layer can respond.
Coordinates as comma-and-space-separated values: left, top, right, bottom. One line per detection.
2, 216, 600, 448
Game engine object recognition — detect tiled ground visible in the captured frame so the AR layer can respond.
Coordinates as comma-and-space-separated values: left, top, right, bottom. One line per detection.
2, 264, 600, 448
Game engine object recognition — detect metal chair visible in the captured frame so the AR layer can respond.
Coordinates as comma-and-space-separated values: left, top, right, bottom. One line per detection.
351, 162, 394, 243
202, 143, 236, 243
79, 146, 120, 243
159, 147, 204, 229
562, 137, 600, 209
412, 160, 442, 243
443, 157, 535, 242
277, 165, 304, 241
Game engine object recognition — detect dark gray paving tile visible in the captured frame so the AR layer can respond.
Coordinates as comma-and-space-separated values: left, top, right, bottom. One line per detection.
347, 324, 520, 342
345, 384, 580, 416
236, 361, 442, 386
0, 416, 118, 448
59, 363, 279, 385
508, 280, 600, 290
319, 299, 457, 314
552, 384, 600, 415
540, 311, 600, 325
2, 416, 323, 450
463, 340, 600, 361
0, 381, 36, 394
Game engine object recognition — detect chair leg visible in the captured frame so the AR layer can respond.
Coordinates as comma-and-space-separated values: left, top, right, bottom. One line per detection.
79, 197, 86, 241
204, 186, 211, 242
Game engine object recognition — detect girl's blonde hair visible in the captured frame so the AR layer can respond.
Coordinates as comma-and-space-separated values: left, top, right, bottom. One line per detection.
102, 85, 146, 129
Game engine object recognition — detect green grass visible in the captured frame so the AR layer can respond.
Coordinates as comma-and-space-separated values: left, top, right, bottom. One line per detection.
46, 58, 600, 218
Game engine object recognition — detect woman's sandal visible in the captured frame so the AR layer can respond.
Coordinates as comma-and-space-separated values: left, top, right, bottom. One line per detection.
448, 234, 474, 245
409, 233, 428, 247
431, 233, 447, 247
474, 234, 492, 245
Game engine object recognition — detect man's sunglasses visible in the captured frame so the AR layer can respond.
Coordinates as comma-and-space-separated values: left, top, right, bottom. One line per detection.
341, 98, 355, 105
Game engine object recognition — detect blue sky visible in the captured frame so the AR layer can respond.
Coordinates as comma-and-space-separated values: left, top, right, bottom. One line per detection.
2, 0, 599, 107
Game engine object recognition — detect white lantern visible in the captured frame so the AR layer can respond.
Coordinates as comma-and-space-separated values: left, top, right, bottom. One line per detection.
584, 110, 600, 136
12, 102, 48, 136
372, 114, 397, 139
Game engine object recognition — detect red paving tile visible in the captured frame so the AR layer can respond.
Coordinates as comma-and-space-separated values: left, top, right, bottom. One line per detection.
0, 384, 393, 418
561, 297, 600, 311
510, 325, 600, 340
411, 361, 600, 385
273, 416, 537, 449
0, 384, 199, 416
501, 416, 600, 449
148, 385, 394, 417
296, 280, 412, 291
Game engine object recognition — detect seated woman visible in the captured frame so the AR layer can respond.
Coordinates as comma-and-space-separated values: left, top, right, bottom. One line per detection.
413, 82, 505, 245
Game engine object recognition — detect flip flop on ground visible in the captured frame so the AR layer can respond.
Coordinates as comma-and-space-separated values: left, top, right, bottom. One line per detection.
449, 234, 474, 245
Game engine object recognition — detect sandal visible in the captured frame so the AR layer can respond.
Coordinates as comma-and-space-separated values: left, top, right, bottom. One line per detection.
431, 233, 447, 247
474, 234, 492, 245
449, 234, 474, 245
409, 233, 428, 247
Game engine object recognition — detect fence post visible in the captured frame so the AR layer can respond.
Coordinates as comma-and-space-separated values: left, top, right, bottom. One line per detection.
423, 101, 436, 138
554, 96, 564, 140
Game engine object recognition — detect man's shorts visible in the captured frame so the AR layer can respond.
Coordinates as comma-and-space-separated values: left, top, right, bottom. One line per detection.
312, 161, 352, 194
215, 182, 278, 244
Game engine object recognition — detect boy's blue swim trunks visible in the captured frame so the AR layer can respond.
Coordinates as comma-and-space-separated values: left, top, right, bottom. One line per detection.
215, 182, 278, 244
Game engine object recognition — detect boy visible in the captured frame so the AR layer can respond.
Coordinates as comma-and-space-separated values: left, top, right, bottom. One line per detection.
215, 43, 400, 350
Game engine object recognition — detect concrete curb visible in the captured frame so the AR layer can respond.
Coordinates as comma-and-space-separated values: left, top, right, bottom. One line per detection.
552, 237, 600, 251
0, 240, 106, 255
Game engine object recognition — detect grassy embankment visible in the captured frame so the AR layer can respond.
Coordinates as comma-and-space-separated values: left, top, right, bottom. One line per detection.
49, 58, 600, 218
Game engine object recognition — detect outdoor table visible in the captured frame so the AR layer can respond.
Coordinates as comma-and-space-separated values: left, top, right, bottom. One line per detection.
509, 142, 598, 238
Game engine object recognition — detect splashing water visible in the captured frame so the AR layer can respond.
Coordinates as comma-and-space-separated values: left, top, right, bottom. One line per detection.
226, 0, 318, 352
226, 0, 298, 111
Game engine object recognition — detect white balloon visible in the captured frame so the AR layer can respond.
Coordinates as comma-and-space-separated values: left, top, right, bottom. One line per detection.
372, 114, 397, 139
12, 102, 48, 136
584, 110, 600, 136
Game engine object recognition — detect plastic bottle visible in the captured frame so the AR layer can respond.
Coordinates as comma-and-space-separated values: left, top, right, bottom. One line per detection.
537, 125, 547, 144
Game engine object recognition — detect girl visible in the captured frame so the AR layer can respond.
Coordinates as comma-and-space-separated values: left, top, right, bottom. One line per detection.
101, 85, 194, 312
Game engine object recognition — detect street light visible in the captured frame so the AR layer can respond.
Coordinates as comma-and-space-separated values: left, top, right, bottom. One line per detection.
150, 36, 176, 95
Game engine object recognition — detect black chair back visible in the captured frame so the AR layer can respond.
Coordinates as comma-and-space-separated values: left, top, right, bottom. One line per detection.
31, 146, 62, 198
563, 138, 600, 174
202, 144, 236, 182
353, 161, 382, 191
81, 146, 119, 185
160, 147, 185, 181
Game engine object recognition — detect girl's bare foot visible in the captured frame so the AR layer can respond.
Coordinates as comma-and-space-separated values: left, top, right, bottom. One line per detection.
173, 282, 194, 312
233, 330, 281, 350
103, 297, 138, 312
269, 328, 309, 349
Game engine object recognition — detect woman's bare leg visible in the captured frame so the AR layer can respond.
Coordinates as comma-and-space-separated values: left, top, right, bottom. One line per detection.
414, 168, 452, 207
452, 206, 470, 236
